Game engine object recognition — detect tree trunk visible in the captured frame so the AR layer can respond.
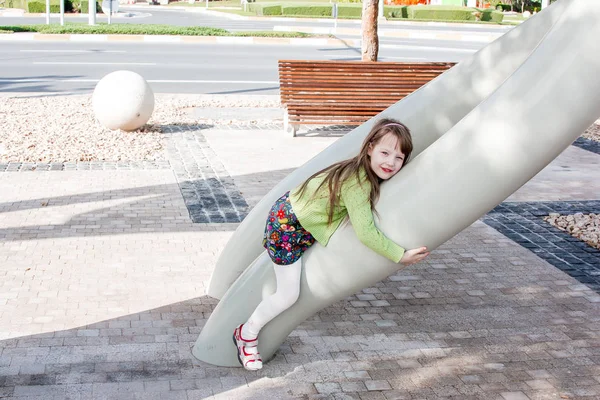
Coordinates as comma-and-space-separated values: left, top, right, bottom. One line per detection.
361, 0, 379, 62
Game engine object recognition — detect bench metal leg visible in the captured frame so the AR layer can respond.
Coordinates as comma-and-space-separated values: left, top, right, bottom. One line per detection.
283, 110, 297, 137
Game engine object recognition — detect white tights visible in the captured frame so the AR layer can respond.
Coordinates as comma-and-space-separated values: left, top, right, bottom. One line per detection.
241, 259, 302, 339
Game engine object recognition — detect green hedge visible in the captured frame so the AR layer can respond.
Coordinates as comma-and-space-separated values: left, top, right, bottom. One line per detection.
282, 5, 331, 17
384, 5, 408, 18
27, 0, 71, 13
481, 9, 503, 22
23, 0, 100, 13
248, 3, 282, 16
337, 5, 362, 18
247, 3, 502, 22
408, 5, 475, 20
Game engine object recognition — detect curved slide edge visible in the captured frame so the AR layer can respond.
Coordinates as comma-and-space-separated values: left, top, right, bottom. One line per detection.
194, 0, 600, 366
207, 0, 569, 300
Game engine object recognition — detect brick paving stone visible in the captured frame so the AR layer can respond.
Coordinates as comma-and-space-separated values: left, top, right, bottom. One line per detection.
364, 380, 392, 391
315, 382, 342, 394
500, 392, 530, 400
341, 381, 368, 392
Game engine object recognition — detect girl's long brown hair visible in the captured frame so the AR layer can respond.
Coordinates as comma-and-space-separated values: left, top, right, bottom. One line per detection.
295, 118, 413, 225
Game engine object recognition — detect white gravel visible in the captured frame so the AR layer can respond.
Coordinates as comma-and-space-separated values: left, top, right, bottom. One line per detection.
544, 213, 600, 251
0, 93, 280, 163
582, 122, 600, 142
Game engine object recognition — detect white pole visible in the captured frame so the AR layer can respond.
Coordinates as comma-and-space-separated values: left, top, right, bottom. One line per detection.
108, 0, 112, 24
46, 0, 50, 24
206, 0, 208, 9
333, 3, 337, 31
89, 0, 96, 25
59, 0, 64, 25
541, 0, 549, 9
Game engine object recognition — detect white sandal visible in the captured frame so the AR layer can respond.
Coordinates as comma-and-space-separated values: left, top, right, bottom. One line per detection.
232, 324, 263, 371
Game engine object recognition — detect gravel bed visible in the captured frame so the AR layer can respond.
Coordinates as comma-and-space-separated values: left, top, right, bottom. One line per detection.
544, 213, 600, 250
548, 122, 600, 251
0, 93, 280, 163
582, 122, 600, 142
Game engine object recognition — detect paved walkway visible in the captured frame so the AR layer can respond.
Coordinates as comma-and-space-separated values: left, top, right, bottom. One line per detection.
0, 123, 599, 400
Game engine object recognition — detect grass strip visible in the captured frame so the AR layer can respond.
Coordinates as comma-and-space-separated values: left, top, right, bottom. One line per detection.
0, 23, 324, 37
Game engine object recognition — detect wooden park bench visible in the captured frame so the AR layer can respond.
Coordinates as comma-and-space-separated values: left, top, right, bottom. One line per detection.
278, 60, 455, 136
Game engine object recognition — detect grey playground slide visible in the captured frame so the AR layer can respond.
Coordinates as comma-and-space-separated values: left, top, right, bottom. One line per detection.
206, 0, 569, 301
195, 0, 600, 367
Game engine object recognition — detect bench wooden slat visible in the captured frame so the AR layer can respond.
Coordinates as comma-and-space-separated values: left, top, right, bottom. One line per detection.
287, 103, 396, 108
284, 97, 412, 102
278, 60, 455, 135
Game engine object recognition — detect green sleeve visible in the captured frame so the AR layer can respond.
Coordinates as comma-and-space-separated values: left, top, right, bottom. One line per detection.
340, 176, 405, 263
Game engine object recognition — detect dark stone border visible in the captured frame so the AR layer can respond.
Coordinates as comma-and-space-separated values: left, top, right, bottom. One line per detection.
572, 137, 600, 155
0, 161, 171, 172
165, 127, 248, 224
483, 200, 600, 292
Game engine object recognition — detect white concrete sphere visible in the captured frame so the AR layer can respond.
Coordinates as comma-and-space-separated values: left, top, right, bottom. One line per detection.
92, 70, 154, 132
523, 10, 531, 18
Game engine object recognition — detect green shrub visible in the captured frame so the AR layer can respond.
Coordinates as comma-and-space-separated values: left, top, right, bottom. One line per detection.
408, 5, 475, 21
481, 9, 503, 22
27, 0, 67, 13
337, 4, 362, 18
282, 5, 332, 17
384, 5, 408, 18
24, 0, 100, 13
262, 4, 281, 15
248, 3, 282, 16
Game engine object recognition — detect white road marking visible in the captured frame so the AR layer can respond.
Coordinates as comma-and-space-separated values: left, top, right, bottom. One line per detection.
378, 44, 478, 52
33, 62, 155, 65
20, 50, 126, 53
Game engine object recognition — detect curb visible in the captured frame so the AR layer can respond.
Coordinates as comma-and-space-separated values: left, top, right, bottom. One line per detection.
274, 25, 503, 43
0, 32, 494, 46
0, 32, 351, 45
0, 31, 498, 45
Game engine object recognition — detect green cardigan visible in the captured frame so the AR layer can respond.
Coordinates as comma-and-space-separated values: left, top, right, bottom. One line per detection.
289, 168, 405, 263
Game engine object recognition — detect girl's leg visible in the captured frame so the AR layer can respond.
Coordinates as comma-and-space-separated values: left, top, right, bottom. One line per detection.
233, 259, 302, 370
243, 258, 302, 338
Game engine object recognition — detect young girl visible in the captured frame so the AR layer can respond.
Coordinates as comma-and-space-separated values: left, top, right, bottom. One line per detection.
233, 118, 430, 370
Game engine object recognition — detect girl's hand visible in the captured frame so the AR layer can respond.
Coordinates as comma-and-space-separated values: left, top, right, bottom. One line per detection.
400, 247, 430, 266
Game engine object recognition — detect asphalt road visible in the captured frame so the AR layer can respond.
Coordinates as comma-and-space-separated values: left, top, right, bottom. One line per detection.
0, 39, 483, 94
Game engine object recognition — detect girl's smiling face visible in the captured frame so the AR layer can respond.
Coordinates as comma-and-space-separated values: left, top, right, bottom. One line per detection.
367, 133, 406, 180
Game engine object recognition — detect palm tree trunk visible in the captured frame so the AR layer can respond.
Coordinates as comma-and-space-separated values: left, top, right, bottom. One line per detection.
361, 0, 379, 62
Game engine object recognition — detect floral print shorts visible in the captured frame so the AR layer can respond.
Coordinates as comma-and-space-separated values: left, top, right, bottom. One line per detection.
263, 191, 315, 265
